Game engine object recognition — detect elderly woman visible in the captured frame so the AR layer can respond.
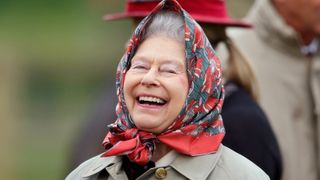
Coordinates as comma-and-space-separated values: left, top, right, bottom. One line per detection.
66, 0, 269, 179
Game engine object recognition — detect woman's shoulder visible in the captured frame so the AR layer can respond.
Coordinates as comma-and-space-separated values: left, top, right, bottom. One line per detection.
223, 84, 269, 127
209, 145, 270, 180
172, 145, 269, 180
65, 153, 120, 180
224, 84, 262, 113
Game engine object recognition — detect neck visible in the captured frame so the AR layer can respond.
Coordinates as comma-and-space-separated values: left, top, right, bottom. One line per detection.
272, 0, 316, 45
151, 142, 171, 162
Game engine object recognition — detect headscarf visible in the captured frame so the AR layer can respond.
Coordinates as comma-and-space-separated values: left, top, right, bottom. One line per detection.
102, 0, 225, 165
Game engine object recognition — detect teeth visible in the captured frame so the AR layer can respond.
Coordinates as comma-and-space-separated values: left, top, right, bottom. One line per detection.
139, 96, 165, 104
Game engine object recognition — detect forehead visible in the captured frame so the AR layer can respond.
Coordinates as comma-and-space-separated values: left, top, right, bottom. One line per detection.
133, 36, 186, 64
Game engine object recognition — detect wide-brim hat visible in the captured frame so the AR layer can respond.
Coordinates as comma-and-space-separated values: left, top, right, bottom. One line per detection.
103, 0, 251, 28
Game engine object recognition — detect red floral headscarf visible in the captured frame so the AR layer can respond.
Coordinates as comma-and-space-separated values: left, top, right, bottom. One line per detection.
102, 0, 225, 165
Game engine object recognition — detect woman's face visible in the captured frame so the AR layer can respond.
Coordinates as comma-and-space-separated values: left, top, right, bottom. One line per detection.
124, 36, 189, 134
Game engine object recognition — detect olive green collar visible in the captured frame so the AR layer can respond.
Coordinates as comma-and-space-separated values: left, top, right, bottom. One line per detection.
82, 145, 223, 179
170, 145, 223, 179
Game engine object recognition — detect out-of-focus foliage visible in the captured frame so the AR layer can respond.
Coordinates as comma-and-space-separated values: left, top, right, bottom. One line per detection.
0, 0, 253, 179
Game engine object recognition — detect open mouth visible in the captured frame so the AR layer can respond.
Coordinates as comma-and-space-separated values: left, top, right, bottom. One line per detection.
137, 96, 167, 106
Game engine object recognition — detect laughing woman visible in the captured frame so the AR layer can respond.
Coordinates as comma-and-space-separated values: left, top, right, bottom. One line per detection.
66, 0, 269, 179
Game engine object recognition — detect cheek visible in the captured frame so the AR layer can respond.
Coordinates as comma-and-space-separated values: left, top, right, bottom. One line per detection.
316, 25, 320, 34
309, 4, 320, 23
178, 75, 189, 95
167, 75, 189, 102
315, 9, 320, 32
123, 74, 134, 102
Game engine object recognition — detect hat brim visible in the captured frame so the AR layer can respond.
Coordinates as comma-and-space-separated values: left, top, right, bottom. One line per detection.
103, 12, 252, 28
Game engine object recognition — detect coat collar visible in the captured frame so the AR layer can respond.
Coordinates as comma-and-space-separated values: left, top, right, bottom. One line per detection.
247, 0, 320, 57
170, 144, 223, 179
247, 0, 297, 41
246, 0, 302, 50
81, 154, 121, 178
81, 145, 224, 179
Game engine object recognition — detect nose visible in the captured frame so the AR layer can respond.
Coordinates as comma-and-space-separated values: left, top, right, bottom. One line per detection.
141, 68, 160, 87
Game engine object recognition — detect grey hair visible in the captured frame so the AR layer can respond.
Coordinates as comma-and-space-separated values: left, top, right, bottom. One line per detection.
142, 11, 185, 43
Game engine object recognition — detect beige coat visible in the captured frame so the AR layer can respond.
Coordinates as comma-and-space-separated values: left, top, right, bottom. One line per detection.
227, 0, 320, 180
66, 145, 269, 180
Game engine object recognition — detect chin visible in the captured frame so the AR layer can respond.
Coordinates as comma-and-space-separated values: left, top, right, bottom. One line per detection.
136, 124, 161, 133
134, 121, 163, 133
138, 127, 162, 134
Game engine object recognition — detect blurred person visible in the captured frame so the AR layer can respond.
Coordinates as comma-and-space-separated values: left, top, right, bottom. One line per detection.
226, 0, 320, 180
66, 0, 270, 179
68, 0, 282, 179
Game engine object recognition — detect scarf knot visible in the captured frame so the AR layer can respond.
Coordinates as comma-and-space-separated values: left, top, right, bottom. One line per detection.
103, 129, 157, 165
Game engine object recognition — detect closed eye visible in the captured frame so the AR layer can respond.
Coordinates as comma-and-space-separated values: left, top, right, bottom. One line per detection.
132, 65, 148, 69
161, 68, 177, 74
130, 60, 150, 71
160, 64, 179, 74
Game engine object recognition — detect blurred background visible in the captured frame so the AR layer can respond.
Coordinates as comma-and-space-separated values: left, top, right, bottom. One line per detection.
0, 0, 253, 179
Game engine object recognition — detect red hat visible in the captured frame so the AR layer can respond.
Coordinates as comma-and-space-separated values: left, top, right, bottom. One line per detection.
104, 0, 251, 28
